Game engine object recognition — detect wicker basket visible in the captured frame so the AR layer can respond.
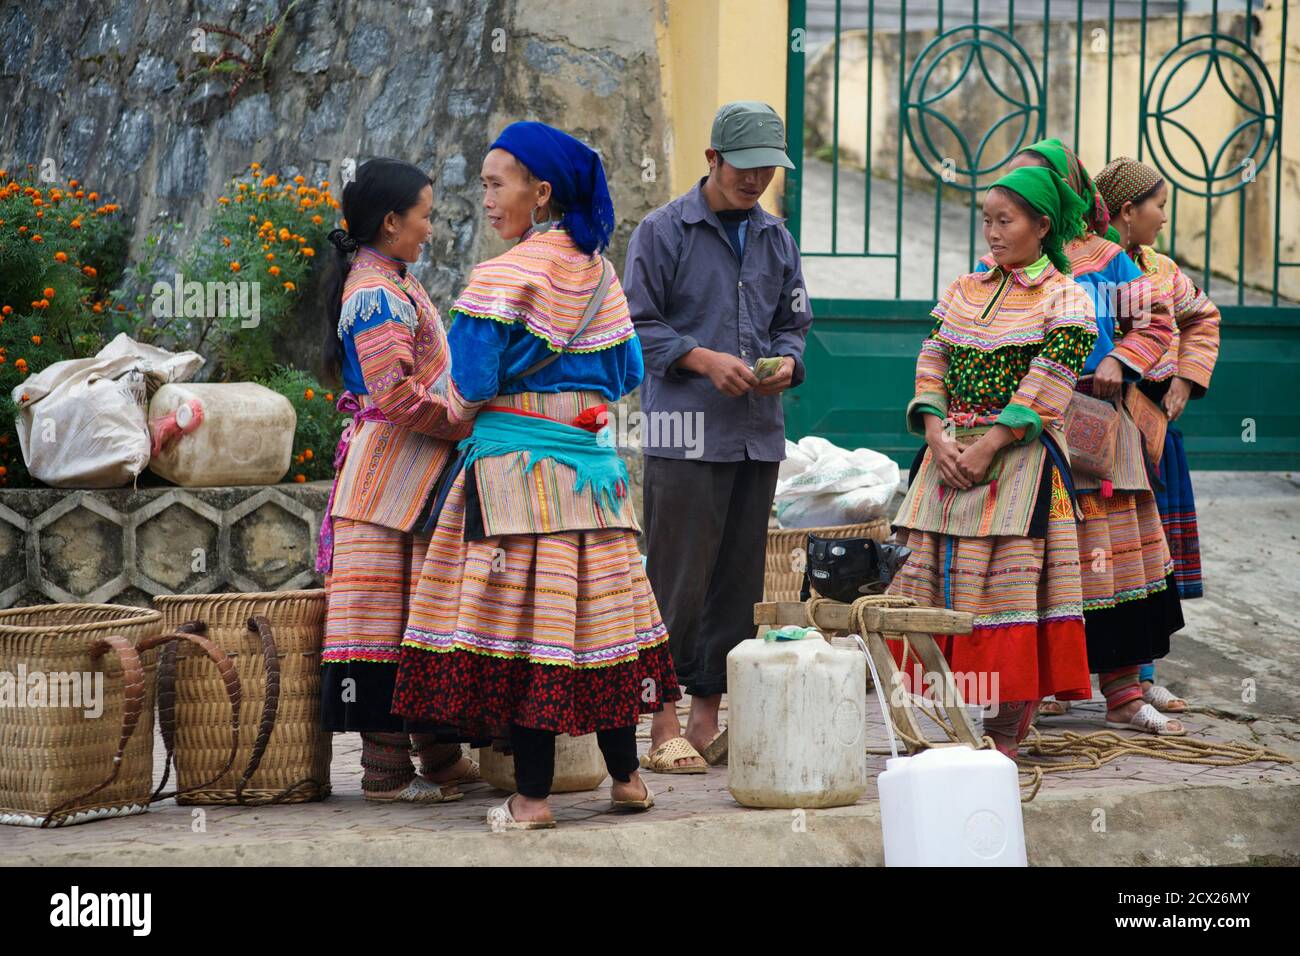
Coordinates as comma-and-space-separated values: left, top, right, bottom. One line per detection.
0, 604, 163, 828
764, 519, 891, 602
152, 590, 332, 805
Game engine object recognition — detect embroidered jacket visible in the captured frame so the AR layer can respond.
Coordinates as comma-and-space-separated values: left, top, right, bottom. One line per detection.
445, 227, 643, 536
909, 258, 1099, 445
330, 247, 469, 531
1131, 245, 1221, 395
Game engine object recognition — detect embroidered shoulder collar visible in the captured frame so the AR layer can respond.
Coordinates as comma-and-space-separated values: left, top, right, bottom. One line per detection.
974, 254, 1058, 288
338, 248, 434, 338
449, 227, 635, 353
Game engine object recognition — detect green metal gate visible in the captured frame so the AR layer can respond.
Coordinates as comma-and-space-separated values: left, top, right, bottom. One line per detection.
782, 0, 1300, 469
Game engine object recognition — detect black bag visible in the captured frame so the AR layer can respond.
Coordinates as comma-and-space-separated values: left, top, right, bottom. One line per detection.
799, 534, 913, 603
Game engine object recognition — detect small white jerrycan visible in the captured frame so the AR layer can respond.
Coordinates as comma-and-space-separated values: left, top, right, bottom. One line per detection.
478, 734, 607, 793
878, 745, 1027, 866
727, 631, 869, 809
148, 382, 296, 486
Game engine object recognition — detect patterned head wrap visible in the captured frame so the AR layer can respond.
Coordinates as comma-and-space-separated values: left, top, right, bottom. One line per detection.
989, 166, 1090, 276
1020, 138, 1110, 236
1094, 157, 1165, 221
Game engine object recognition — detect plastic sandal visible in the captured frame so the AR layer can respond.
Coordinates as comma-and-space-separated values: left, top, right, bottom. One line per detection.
1142, 683, 1188, 713
639, 736, 708, 774
365, 777, 463, 804
1106, 702, 1186, 736
1038, 699, 1071, 717
486, 794, 556, 831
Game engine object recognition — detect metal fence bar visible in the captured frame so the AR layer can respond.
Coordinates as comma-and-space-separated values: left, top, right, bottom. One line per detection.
864, 0, 875, 252
830, 0, 842, 254
1273, 0, 1289, 304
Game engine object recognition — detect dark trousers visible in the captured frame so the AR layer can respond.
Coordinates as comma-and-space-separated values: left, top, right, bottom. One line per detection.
642, 455, 781, 698
510, 724, 639, 799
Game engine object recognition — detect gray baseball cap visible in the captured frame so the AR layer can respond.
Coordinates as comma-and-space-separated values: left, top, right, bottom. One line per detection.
710, 101, 795, 170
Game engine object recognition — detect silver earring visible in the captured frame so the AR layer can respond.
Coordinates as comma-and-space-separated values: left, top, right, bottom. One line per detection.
530, 205, 553, 233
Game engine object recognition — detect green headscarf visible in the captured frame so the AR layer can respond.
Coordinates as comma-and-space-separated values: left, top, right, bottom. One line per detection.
988, 166, 1090, 276
1020, 138, 1110, 236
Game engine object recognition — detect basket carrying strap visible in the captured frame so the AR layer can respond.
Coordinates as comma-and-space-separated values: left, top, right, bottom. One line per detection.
234, 615, 323, 805
143, 622, 243, 803
40, 634, 147, 828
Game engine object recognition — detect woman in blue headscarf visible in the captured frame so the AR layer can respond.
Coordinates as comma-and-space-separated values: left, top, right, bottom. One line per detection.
392, 122, 679, 829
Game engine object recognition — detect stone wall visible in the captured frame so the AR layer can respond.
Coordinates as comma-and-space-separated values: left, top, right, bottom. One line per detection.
0, 482, 329, 608
0, 0, 673, 375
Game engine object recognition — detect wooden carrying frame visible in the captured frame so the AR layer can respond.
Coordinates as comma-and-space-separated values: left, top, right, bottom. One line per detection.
753, 597, 983, 752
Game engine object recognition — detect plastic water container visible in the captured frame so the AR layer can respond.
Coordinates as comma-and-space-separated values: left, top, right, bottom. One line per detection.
478, 734, 608, 793
878, 745, 1028, 866
727, 634, 868, 808
148, 383, 296, 486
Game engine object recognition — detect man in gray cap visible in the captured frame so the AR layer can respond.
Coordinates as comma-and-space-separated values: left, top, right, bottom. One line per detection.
624, 101, 813, 773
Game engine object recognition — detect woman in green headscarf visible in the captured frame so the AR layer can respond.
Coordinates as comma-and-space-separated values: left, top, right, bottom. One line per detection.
987, 146, 1183, 734
885, 165, 1098, 757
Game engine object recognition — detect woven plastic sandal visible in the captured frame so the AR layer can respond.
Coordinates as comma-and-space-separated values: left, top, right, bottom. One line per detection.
486, 794, 556, 831
639, 736, 708, 774
1142, 683, 1188, 713
365, 777, 463, 804
1106, 702, 1186, 736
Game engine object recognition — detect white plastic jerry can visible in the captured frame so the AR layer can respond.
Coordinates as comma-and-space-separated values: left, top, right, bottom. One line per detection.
727, 634, 869, 809
877, 745, 1028, 866
148, 382, 297, 487
478, 733, 608, 793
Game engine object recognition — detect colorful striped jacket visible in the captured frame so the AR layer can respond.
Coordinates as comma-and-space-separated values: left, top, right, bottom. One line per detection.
1132, 245, 1221, 395
330, 248, 469, 532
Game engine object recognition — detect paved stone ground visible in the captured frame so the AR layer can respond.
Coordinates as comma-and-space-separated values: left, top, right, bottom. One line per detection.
1, 472, 1297, 864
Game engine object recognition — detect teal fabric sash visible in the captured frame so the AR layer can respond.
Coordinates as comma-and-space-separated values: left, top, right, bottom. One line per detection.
458, 410, 629, 513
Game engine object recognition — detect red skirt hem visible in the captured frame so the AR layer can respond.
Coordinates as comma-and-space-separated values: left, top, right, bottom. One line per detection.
392, 641, 682, 737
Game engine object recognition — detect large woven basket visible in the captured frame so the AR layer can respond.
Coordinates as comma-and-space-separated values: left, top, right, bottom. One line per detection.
0, 604, 163, 827
764, 519, 891, 602
152, 590, 331, 805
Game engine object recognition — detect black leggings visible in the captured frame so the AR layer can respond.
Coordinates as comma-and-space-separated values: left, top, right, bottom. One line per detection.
510, 723, 639, 799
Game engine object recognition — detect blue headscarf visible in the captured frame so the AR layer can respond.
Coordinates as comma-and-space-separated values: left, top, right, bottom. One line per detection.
489, 121, 615, 256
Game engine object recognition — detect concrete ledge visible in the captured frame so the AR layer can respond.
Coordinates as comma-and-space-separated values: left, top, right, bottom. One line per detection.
5, 778, 1296, 867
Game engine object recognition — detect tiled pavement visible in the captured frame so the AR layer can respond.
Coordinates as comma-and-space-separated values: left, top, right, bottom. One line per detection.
2, 692, 1295, 864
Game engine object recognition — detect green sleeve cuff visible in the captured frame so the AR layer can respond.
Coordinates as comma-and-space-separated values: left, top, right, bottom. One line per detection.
996, 403, 1043, 444
907, 393, 948, 438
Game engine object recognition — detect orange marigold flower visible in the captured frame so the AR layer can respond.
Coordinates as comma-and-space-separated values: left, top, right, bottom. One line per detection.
74, 190, 84, 199
301, 247, 315, 257
261, 174, 277, 188
1, 305, 10, 315
304, 448, 314, 460
92, 302, 103, 313
18, 226, 28, 233
324, 392, 334, 402
311, 214, 323, 225
294, 175, 305, 184
15, 358, 28, 372
221, 236, 231, 247
82, 265, 97, 277
250, 162, 261, 171
31, 335, 41, 345
68, 179, 78, 188
304, 388, 315, 400
38, 299, 49, 309
70, 219, 82, 229
279, 227, 291, 241
88, 192, 99, 201
218, 196, 230, 205
43, 287, 55, 298
283, 281, 296, 291
265, 252, 275, 261
230, 261, 241, 272
54, 251, 68, 262
293, 474, 306, 483
268, 265, 280, 276
31, 233, 43, 242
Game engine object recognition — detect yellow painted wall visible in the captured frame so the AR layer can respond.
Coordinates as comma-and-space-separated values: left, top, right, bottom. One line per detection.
657, 0, 790, 214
